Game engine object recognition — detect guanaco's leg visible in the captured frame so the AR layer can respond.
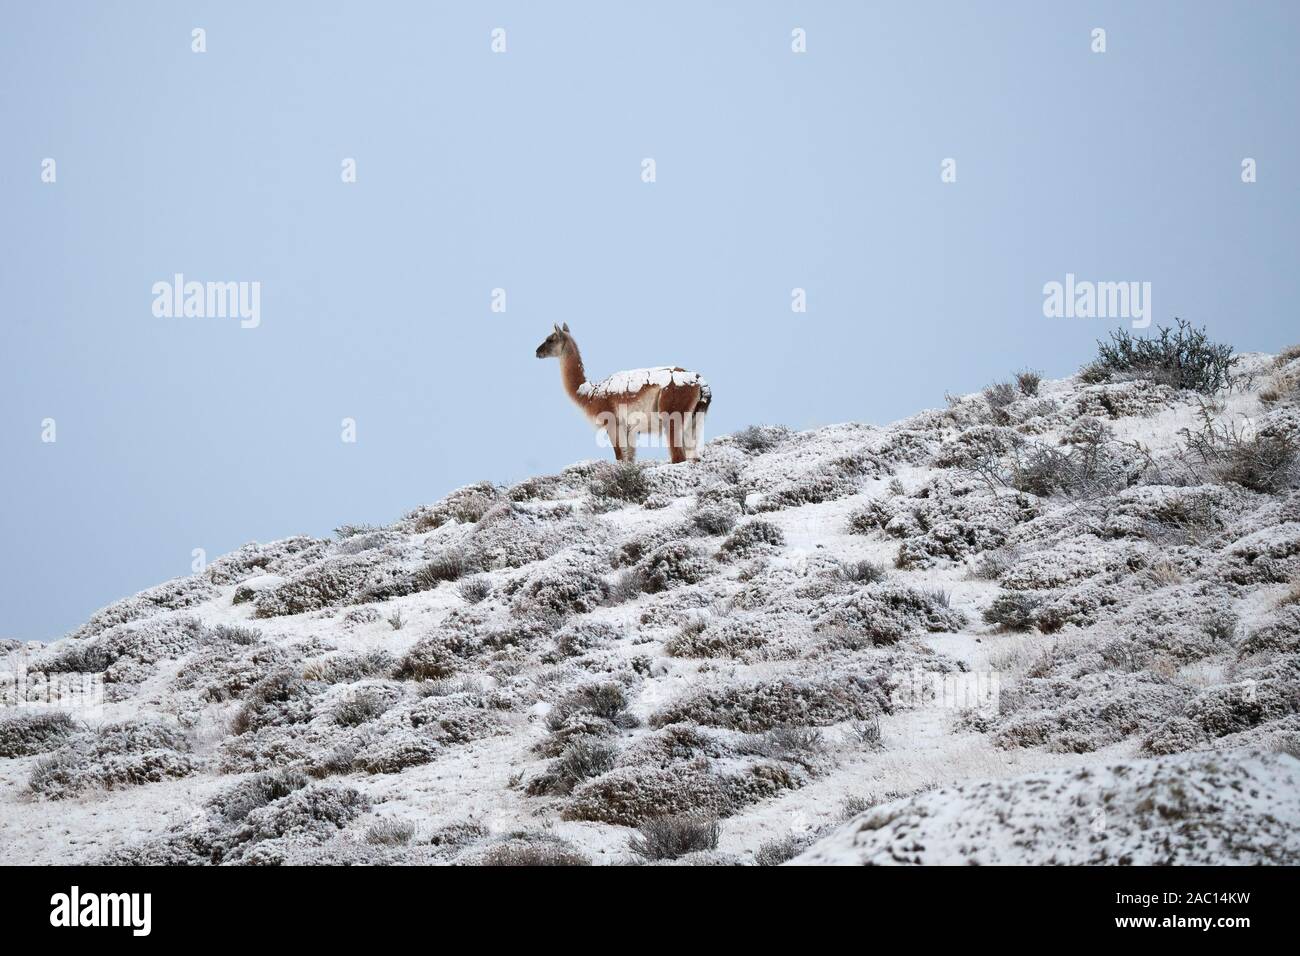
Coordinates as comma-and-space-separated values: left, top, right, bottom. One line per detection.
667, 415, 686, 464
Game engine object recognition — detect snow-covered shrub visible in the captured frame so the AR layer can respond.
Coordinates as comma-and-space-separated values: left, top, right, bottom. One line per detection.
731, 424, 790, 454
992, 672, 1191, 753
301, 649, 395, 684
1029, 580, 1135, 634
834, 559, 888, 584
526, 738, 618, 796
218, 725, 318, 774
511, 557, 610, 616
506, 472, 569, 502
739, 726, 826, 771
349, 726, 439, 775
458, 576, 492, 604
695, 478, 748, 515
605, 567, 647, 605
1259, 370, 1300, 405
589, 461, 651, 504
629, 814, 720, 861
1186, 425, 1298, 495
1002, 538, 1144, 592
554, 619, 622, 657
333, 688, 397, 727
480, 614, 559, 652
252, 553, 387, 617
95, 829, 217, 867
1219, 523, 1300, 585
65, 576, 218, 642
40, 615, 205, 676
32, 640, 107, 677
341, 606, 381, 627
366, 818, 417, 846
718, 519, 785, 558
539, 711, 618, 758
933, 424, 1025, 471
635, 541, 712, 593
334, 522, 380, 539
982, 592, 1043, 632
1097, 589, 1240, 664
207, 767, 311, 822
718, 761, 806, 810
208, 623, 262, 646
1083, 319, 1235, 394
333, 529, 404, 556
231, 582, 263, 605
469, 504, 585, 569
547, 681, 632, 729
983, 381, 1017, 424
563, 763, 725, 826
231, 669, 320, 735
234, 782, 369, 847
205, 535, 326, 587
1174, 663, 1300, 742
412, 548, 486, 588
398, 481, 501, 532
971, 546, 1019, 581
1140, 716, 1207, 756
394, 635, 461, 681
1008, 440, 1138, 500
688, 501, 738, 537
1069, 379, 1177, 420
472, 833, 590, 866
173, 641, 305, 703
614, 723, 728, 770
418, 706, 505, 746
1202, 608, 1240, 643
388, 823, 467, 856
1016, 369, 1042, 396
873, 427, 940, 467
30, 718, 197, 799
0, 711, 77, 758
866, 479, 1038, 569
755, 834, 810, 866
665, 616, 772, 659
1238, 606, 1300, 656
1277, 344, 1300, 368
611, 522, 690, 570
651, 672, 889, 733
753, 470, 858, 511
846, 499, 891, 535
816, 584, 967, 645
1099, 484, 1238, 543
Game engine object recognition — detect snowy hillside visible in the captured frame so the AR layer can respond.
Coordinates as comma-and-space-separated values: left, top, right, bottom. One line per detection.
3, 339, 1299, 866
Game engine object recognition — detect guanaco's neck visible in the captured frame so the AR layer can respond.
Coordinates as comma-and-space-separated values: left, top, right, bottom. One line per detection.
560, 339, 589, 405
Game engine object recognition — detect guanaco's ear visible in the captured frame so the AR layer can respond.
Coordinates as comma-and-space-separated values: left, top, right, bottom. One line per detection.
562, 322, 570, 332
553, 323, 561, 333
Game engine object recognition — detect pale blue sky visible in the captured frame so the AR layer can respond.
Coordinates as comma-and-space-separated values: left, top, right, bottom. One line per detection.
2, 1, 1298, 641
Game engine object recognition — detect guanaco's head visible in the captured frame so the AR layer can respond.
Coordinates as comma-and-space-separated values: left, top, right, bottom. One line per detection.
535, 323, 571, 359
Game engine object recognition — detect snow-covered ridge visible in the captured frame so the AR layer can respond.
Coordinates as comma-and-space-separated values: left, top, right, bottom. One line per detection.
1, 348, 1298, 865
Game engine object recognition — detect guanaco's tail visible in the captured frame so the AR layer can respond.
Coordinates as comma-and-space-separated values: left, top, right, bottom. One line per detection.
695, 380, 712, 416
